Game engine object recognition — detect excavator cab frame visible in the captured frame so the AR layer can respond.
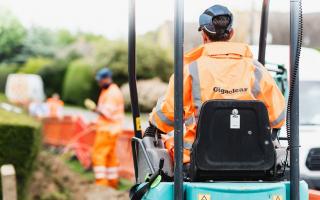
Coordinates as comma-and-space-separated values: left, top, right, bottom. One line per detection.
128, 0, 307, 200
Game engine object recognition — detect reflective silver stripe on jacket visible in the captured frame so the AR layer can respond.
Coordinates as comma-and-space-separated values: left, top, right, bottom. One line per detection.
150, 96, 163, 127
167, 131, 174, 138
184, 141, 193, 150
152, 96, 174, 127
185, 115, 196, 127
156, 110, 174, 127
162, 130, 174, 143
271, 109, 286, 127
189, 62, 202, 117
252, 60, 264, 98
151, 114, 157, 127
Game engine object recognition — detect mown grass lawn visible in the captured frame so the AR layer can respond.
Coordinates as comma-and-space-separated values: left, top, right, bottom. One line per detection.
0, 93, 7, 102
0, 107, 38, 127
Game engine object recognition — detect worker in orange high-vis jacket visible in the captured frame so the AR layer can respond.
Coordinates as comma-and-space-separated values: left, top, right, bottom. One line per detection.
46, 93, 64, 118
92, 68, 124, 188
146, 5, 286, 164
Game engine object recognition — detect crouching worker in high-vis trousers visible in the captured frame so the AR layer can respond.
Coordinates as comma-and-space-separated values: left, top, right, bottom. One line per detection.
92, 68, 124, 188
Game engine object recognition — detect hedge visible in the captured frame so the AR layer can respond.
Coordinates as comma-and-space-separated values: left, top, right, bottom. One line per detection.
18, 57, 53, 74
0, 109, 41, 200
37, 59, 69, 97
62, 59, 98, 105
93, 40, 173, 86
0, 63, 19, 92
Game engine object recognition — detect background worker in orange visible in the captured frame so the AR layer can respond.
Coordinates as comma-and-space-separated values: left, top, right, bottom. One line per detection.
145, 5, 286, 163
46, 93, 64, 118
92, 68, 124, 188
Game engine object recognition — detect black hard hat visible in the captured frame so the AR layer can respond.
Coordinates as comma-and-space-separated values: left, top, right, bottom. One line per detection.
198, 5, 233, 33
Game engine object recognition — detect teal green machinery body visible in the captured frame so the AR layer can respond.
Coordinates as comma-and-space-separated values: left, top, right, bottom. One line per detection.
142, 181, 308, 200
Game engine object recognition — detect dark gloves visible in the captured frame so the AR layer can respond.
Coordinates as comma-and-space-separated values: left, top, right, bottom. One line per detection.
143, 124, 157, 138
143, 123, 164, 138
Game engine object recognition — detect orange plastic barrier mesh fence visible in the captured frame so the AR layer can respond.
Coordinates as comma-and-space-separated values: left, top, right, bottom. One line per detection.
117, 130, 135, 181
65, 125, 96, 169
43, 116, 135, 181
42, 116, 86, 146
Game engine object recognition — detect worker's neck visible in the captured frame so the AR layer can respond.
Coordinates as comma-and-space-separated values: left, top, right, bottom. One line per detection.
203, 40, 230, 44
101, 83, 112, 90
204, 40, 214, 44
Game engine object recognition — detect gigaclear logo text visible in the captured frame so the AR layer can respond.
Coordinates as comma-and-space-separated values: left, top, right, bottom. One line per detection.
213, 87, 248, 95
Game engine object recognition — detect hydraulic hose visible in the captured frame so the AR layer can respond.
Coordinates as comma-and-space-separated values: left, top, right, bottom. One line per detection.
287, 1, 303, 200
287, 0, 303, 150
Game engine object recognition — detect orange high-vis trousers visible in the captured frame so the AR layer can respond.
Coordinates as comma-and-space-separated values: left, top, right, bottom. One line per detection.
92, 128, 120, 188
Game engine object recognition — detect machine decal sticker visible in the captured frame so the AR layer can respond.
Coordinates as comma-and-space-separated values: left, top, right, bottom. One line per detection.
230, 109, 240, 129
198, 194, 211, 200
272, 195, 283, 200
135, 117, 141, 131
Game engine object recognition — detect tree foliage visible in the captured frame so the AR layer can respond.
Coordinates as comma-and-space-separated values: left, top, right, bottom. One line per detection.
56, 29, 77, 46
19, 27, 58, 60
0, 9, 26, 63
93, 39, 173, 85
0, 10, 174, 107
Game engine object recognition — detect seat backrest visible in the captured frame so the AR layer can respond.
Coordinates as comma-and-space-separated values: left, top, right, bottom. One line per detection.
190, 100, 276, 181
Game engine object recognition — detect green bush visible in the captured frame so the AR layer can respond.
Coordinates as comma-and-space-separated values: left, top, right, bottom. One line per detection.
37, 51, 80, 97
19, 57, 53, 74
0, 109, 41, 200
0, 63, 19, 92
62, 59, 97, 105
93, 40, 173, 85
37, 59, 70, 97
93, 41, 128, 85
136, 41, 173, 82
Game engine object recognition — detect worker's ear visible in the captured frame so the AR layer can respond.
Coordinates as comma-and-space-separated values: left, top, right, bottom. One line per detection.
227, 28, 234, 41
201, 31, 210, 44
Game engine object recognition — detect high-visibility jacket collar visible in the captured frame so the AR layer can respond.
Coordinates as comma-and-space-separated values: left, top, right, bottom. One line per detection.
101, 83, 116, 93
203, 42, 253, 58
184, 42, 253, 64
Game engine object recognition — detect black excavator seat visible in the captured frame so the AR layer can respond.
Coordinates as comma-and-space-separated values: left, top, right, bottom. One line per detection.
189, 100, 287, 181
132, 100, 287, 183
